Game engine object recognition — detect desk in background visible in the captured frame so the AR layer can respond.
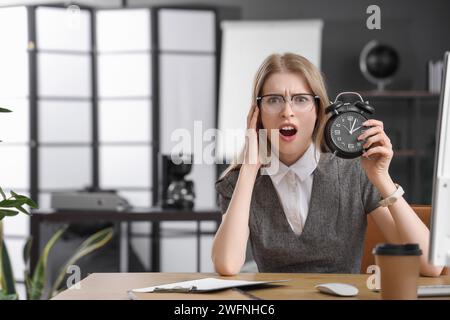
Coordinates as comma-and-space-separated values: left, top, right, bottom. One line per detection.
30, 207, 222, 274
52, 272, 450, 300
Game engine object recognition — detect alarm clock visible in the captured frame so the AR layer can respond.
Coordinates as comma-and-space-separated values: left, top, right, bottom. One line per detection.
324, 92, 375, 159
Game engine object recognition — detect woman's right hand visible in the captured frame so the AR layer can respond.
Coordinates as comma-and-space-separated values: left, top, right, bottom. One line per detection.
243, 105, 262, 169
212, 105, 260, 276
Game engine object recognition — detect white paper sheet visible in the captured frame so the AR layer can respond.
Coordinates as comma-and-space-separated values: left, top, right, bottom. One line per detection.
131, 277, 289, 293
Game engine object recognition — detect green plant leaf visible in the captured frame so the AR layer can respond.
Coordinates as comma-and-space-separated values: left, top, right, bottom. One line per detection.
23, 237, 33, 267
0, 209, 19, 218
24, 274, 32, 300
0, 199, 28, 208
0, 292, 18, 300
50, 227, 114, 298
0, 107, 12, 113
29, 226, 67, 300
0, 187, 6, 200
0, 221, 5, 292
23, 237, 33, 300
11, 191, 38, 209
0, 199, 30, 215
0, 235, 17, 296
15, 206, 30, 215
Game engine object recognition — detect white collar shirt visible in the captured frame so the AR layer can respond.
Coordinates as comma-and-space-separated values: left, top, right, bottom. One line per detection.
262, 143, 321, 235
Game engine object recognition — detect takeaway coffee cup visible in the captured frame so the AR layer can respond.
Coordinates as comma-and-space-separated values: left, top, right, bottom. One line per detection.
373, 243, 422, 300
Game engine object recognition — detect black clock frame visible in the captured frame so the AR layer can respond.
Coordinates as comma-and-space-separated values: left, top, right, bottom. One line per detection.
324, 92, 375, 159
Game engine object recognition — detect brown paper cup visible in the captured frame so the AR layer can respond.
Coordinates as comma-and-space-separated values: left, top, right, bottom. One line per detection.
373, 243, 422, 300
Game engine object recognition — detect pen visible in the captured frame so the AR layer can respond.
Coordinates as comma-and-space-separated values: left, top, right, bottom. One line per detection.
153, 285, 198, 293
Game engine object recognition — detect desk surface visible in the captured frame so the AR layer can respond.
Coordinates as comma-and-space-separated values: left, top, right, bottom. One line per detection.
52, 272, 450, 300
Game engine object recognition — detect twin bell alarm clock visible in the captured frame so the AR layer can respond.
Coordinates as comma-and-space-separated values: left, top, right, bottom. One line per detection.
324, 92, 375, 159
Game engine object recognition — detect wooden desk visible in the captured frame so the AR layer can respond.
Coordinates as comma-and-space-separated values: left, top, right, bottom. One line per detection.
52, 272, 450, 300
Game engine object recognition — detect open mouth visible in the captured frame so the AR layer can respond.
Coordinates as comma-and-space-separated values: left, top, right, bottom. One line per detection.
279, 125, 298, 137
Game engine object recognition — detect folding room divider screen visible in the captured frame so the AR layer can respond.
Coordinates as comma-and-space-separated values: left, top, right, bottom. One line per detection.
0, 4, 220, 296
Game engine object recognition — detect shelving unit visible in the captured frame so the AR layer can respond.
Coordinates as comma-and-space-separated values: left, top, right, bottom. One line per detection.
358, 90, 440, 204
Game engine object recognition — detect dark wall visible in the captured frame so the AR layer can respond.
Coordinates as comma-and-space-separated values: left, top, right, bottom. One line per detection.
132, 0, 450, 97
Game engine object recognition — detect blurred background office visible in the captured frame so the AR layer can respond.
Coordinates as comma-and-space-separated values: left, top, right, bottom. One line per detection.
0, 0, 449, 299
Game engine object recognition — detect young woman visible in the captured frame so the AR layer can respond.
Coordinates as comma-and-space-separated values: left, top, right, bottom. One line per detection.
211, 52, 443, 277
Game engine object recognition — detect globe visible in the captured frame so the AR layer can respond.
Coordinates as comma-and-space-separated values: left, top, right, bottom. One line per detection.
360, 40, 400, 90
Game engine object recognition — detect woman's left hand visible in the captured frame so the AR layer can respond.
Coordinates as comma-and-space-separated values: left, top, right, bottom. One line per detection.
358, 119, 394, 183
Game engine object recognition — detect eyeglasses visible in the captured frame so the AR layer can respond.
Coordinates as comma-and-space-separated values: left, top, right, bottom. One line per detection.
256, 93, 320, 114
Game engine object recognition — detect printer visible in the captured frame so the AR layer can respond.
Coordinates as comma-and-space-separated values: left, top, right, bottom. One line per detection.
50, 188, 131, 211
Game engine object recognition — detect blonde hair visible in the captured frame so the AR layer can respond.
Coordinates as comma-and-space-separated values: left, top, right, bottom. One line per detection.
220, 52, 330, 179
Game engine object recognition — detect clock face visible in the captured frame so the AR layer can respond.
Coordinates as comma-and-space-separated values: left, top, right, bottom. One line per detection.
329, 112, 368, 154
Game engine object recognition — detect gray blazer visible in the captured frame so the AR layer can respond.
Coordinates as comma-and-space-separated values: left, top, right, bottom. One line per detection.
215, 152, 381, 274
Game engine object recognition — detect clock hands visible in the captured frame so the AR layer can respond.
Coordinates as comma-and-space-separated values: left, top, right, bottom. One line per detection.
351, 125, 363, 134
343, 120, 363, 135
350, 119, 356, 134
348, 119, 364, 135
342, 125, 351, 133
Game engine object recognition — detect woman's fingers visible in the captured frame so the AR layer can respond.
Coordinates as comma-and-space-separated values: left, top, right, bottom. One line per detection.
357, 118, 393, 159
363, 132, 392, 149
363, 119, 384, 130
244, 106, 261, 167
358, 125, 382, 141
358, 119, 393, 151
362, 145, 393, 158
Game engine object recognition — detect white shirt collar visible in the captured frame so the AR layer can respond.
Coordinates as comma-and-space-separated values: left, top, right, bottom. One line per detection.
263, 143, 320, 184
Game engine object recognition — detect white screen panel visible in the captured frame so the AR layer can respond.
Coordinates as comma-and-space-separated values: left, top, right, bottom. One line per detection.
39, 147, 92, 189
161, 236, 196, 272
96, 9, 150, 52
0, 146, 29, 189
98, 53, 150, 98
131, 237, 150, 270
0, 7, 28, 51
2, 204, 29, 237
160, 54, 215, 154
187, 164, 216, 207
39, 100, 91, 143
38, 193, 51, 210
131, 222, 151, 235
160, 54, 216, 207
161, 221, 196, 231
0, 99, 29, 143
36, 7, 91, 52
100, 146, 151, 188
217, 20, 323, 161
38, 53, 91, 98
0, 7, 28, 99
99, 100, 150, 142
200, 236, 214, 272
16, 283, 26, 301
128, 190, 153, 270
0, 52, 29, 98
159, 9, 215, 52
